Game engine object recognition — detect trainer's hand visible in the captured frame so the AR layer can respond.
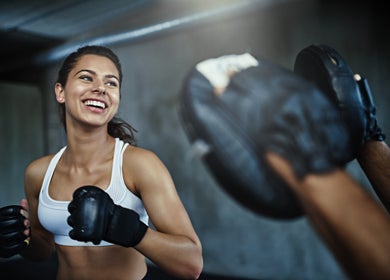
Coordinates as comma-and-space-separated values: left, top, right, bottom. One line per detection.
265, 152, 300, 190
0, 203, 30, 258
67, 185, 148, 247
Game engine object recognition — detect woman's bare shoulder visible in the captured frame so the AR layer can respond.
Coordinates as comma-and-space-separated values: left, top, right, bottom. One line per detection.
122, 145, 169, 180
123, 145, 160, 164
25, 154, 55, 186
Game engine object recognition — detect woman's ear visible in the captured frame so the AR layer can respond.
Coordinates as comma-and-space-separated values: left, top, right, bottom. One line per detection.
55, 83, 65, 103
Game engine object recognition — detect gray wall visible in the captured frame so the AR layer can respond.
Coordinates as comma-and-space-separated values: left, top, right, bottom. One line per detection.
0, 83, 44, 206
1, 1, 388, 279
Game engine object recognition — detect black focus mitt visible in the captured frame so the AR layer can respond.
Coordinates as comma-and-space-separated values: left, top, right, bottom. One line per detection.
179, 53, 352, 219
294, 44, 385, 160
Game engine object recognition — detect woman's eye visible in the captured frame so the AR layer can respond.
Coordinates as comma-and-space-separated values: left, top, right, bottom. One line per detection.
106, 81, 118, 87
80, 75, 92, 81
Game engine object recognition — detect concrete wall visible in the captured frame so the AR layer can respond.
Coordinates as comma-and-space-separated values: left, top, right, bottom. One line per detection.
0, 83, 44, 206
1, 1, 388, 279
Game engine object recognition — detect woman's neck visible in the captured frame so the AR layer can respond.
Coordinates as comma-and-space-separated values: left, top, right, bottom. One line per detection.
63, 129, 115, 168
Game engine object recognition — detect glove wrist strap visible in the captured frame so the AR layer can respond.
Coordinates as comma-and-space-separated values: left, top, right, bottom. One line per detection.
105, 206, 148, 247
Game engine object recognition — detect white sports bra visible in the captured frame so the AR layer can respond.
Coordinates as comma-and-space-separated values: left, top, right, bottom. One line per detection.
38, 138, 149, 246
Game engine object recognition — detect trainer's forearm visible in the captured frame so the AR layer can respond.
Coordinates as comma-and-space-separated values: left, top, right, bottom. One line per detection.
297, 170, 390, 280
357, 140, 390, 211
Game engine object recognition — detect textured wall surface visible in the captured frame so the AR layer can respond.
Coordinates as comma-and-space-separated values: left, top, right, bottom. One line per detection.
0, 83, 44, 206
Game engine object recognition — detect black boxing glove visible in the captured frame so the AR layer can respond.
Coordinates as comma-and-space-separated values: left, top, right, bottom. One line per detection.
0, 205, 29, 258
294, 44, 385, 159
67, 186, 148, 247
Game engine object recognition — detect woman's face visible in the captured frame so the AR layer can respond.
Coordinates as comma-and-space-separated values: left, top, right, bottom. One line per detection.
55, 54, 121, 129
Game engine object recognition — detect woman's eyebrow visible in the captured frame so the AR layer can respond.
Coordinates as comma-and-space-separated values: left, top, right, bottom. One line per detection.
73, 69, 94, 77
105, 74, 120, 82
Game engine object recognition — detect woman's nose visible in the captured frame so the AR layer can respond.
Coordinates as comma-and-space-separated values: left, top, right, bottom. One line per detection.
97, 85, 106, 93
93, 82, 106, 94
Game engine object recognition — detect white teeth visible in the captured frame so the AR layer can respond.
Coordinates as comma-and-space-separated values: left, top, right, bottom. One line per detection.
84, 100, 106, 109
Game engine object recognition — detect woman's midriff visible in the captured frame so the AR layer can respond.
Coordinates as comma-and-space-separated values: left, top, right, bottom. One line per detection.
55, 244, 147, 280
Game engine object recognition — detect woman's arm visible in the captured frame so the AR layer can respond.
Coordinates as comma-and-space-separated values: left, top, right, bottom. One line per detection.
266, 152, 390, 280
124, 147, 203, 279
21, 158, 56, 261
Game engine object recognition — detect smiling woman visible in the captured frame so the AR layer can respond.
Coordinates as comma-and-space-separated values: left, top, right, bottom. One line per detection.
0, 45, 203, 280
55, 47, 127, 137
